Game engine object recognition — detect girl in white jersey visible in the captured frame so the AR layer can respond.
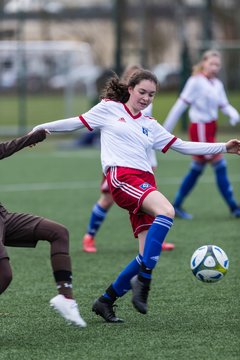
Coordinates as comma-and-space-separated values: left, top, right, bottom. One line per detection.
32, 69, 240, 323
163, 50, 240, 219
82, 65, 174, 254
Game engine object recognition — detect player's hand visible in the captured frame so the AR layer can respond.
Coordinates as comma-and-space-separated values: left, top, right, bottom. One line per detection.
226, 139, 240, 154
229, 116, 240, 126
28, 129, 51, 135
28, 129, 50, 147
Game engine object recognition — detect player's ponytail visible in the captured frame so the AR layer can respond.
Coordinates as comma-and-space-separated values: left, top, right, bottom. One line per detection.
100, 74, 129, 102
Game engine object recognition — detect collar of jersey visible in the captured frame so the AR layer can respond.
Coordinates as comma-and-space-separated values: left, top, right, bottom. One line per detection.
123, 104, 142, 119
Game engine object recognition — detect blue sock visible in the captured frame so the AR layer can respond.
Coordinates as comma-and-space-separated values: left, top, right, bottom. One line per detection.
174, 161, 205, 208
87, 203, 107, 236
213, 159, 238, 211
140, 215, 173, 280
103, 254, 143, 299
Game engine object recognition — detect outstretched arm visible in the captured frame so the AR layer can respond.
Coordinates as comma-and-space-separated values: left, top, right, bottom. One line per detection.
0, 129, 46, 160
170, 138, 240, 156
32, 117, 84, 133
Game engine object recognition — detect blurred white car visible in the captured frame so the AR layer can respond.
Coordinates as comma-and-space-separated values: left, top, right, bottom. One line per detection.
152, 63, 181, 90
48, 64, 104, 98
0, 40, 98, 93
4, 0, 63, 13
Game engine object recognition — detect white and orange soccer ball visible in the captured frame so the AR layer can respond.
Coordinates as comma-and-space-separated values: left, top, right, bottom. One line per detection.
190, 245, 229, 283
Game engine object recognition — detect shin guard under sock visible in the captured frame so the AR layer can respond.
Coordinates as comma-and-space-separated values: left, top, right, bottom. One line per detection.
140, 215, 173, 281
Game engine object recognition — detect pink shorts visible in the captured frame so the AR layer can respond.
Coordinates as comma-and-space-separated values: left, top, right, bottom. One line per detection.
106, 166, 156, 238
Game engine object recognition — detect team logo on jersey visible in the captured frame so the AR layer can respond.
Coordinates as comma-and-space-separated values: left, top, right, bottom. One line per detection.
139, 182, 151, 190
118, 117, 126, 122
142, 127, 149, 136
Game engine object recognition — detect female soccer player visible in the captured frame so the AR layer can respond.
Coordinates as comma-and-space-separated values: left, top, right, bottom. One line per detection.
32, 69, 240, 323
163, 49, 240, 219
0, 130, 86, 327
82, 65, 174, 253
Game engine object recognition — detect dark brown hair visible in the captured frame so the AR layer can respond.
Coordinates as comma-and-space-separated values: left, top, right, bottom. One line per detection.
100, 69, 158, 103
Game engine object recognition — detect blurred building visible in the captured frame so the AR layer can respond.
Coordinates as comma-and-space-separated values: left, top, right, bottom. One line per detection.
1, 0, 240, 89
0, 0, 240, 135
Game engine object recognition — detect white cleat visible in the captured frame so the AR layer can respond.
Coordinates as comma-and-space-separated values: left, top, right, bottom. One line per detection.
50, 294, 87, 328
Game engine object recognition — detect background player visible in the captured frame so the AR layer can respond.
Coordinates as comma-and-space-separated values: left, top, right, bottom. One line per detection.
0, 130, 86, 327
163, 49, 240, 219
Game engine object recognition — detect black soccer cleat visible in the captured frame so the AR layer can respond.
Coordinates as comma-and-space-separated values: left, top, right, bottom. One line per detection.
131, 275, 150, 314
92, 298, 124, 323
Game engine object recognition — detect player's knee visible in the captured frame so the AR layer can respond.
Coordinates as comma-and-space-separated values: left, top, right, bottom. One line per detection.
156, 203, 175, 219
36, 219, 69, 243
56, 224, 69, 242
212, 158, 226, 172
49, 223, 70, 254
44, 221, 69, 243
191, 160, 205, 174
164, 203, 175, 219
99, 193, 114, 209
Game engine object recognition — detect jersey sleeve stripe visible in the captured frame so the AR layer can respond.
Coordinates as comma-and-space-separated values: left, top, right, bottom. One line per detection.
162, 136, 177, 153
79, 115, 93, 131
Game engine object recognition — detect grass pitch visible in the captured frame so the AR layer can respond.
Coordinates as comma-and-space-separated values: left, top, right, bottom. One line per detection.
0, 134, 239, 360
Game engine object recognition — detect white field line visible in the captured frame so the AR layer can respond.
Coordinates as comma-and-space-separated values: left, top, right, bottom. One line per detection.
0, 175, 239, 192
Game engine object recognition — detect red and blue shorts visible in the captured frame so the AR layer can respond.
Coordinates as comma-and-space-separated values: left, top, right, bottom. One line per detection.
106, 166, 156, 238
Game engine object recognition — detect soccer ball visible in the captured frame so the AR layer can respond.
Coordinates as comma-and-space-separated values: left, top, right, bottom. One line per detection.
190, 245, 229, 283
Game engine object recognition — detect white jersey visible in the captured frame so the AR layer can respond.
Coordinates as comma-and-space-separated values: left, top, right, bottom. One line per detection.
80, 99, 175, 174
181, 74, 229, 123
163, 73, 240, 132
33, 100, 227, 174
142, 103, 158, 168
142, 103, 153, 117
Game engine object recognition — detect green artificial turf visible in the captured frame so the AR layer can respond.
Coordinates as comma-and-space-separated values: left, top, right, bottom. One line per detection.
0, 137, 239, 360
